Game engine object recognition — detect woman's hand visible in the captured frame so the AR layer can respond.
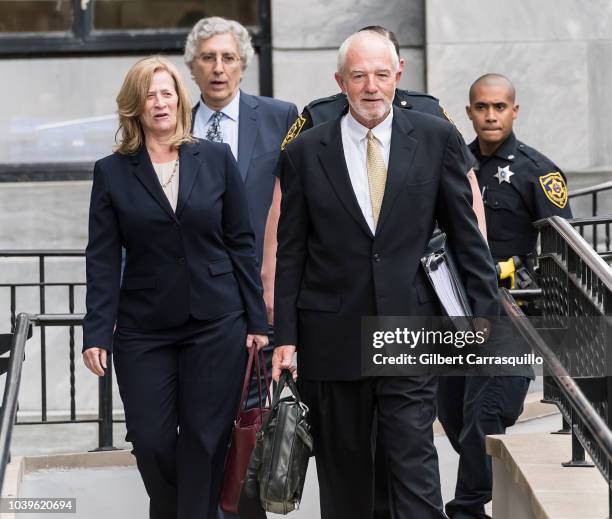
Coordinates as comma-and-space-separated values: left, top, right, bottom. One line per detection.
246, 334, 269, 351
83, 347, 108, 377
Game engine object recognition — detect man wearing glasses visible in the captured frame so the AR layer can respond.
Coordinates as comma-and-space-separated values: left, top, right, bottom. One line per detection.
185, 16, 297, 273
184, 17, 297, 519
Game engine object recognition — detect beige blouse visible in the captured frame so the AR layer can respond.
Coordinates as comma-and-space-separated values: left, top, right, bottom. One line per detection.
152, 159, 179, 211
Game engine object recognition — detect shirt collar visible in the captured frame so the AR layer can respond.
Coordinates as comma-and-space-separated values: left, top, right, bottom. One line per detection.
198, 90, 241, 123
345, 108, 393, 145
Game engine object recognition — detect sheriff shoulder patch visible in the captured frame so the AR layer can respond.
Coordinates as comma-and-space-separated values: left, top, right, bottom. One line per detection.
539, 171, 568, 209
441, 105, 455, 126
440, 105, 463, 137
281, 114, 307, 150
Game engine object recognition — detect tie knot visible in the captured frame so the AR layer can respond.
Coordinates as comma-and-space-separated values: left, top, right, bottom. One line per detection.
367, 129, 374, 141
212, 111, 223, 122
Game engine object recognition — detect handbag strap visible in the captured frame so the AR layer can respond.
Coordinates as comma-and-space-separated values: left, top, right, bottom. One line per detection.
253, 349, 266, 413
235, 347, 273, 420
236, 346, 257, 419
259, 349, 272, 408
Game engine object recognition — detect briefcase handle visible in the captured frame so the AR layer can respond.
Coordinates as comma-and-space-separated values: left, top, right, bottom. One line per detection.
272, 369, 304, 407
235, 346, 271, 420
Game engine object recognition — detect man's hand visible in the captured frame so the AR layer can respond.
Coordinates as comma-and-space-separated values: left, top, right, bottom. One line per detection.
83, 347, 107, 377
246, 334, 269, 351
272, 345, 297, 381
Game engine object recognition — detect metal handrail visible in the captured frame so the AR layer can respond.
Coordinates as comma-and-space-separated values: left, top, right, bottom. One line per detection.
500, 290, 612, 477
0, 250, 84, 257
535, 215, 612, 290
0, 313, 90, 494
0, 313, 30, 492
569, 180, 612, 198
568, 216, 612, 225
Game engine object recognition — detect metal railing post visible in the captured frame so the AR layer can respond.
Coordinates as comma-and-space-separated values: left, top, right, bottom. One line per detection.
562, 418, 594, 467
551, 415, 571, 435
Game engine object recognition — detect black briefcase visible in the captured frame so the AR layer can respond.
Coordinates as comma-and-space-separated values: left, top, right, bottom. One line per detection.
242, 369, 313, 514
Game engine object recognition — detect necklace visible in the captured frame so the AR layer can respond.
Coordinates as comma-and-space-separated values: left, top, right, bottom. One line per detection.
161, 158, 179, 188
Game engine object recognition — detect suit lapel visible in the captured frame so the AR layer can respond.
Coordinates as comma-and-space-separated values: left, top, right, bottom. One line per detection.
175, 142, 201, 218
318, 117, 374, 239
237, 91, 258, 182
376, 107, 418, 234
130, 147, 177, 222
190, 102, 199, 133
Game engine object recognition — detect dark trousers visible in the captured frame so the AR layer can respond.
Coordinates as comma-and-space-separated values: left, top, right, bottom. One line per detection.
373, 427, 391, 519
113, 312, 247, 519
298, 376, 446, 519
437, 376, 530, 519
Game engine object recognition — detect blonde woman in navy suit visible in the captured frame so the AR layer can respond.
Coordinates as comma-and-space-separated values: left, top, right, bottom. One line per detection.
82, 56, 268, 519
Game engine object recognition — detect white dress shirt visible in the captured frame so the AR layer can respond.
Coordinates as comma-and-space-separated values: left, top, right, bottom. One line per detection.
192, 90, 240, 160
340, 108, 393, 234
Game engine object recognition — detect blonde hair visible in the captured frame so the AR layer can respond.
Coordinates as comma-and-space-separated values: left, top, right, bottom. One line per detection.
115, 56, 194, 155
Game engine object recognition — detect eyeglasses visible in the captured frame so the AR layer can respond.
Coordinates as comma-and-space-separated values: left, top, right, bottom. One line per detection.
197, 53, 241, 66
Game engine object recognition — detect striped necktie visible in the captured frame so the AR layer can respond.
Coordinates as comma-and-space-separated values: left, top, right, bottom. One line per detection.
205, 111, 223, 143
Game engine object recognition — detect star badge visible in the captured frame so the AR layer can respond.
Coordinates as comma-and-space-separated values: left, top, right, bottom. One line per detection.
494, 165, 514, 184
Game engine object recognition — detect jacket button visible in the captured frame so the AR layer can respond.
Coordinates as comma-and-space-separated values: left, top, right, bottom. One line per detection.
373, 253, 380, 262
176, 257, 185, 265
173, 223, 180, 230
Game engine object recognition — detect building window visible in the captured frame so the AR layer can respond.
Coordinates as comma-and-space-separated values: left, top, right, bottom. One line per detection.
93, 0, 257, 31
0, 0, 263, 55
0, 1, 73, 33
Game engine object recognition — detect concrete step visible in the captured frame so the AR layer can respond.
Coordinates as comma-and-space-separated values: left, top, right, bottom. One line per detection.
487, 429, 607, 519
8, 413, 562, 519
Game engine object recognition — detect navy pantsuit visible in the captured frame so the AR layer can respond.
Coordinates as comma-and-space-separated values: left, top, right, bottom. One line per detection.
83, 139, 267, 519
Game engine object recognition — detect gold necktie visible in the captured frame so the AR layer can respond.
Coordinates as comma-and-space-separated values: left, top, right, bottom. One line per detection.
366, 130, 387, 227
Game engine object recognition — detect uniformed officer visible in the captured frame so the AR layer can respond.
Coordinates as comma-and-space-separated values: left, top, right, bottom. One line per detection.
437, 73, 573, 519
467, 74, 572, 264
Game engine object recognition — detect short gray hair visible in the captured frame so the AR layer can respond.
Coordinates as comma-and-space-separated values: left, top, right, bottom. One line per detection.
337, 30, 399, 75
184, 17, 255, 70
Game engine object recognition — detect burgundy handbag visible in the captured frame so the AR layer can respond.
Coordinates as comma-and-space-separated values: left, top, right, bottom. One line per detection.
220, 346, 271, 514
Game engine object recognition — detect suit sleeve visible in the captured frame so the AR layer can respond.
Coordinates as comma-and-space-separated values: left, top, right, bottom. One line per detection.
436, 128, 500, 318
274, 149, 309, 347
221, 145, 268, 334
83, 161, 122, 352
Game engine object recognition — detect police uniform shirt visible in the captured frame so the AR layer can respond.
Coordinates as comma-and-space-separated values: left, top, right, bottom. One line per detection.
469, 132, 572, 262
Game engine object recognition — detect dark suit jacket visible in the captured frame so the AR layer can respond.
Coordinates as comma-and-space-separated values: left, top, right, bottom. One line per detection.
83, 139, 268, 351
192, 91, 298, 263
274, 107, 499, 380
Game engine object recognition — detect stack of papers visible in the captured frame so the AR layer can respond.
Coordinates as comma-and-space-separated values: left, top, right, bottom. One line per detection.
422, 250, 474, 332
